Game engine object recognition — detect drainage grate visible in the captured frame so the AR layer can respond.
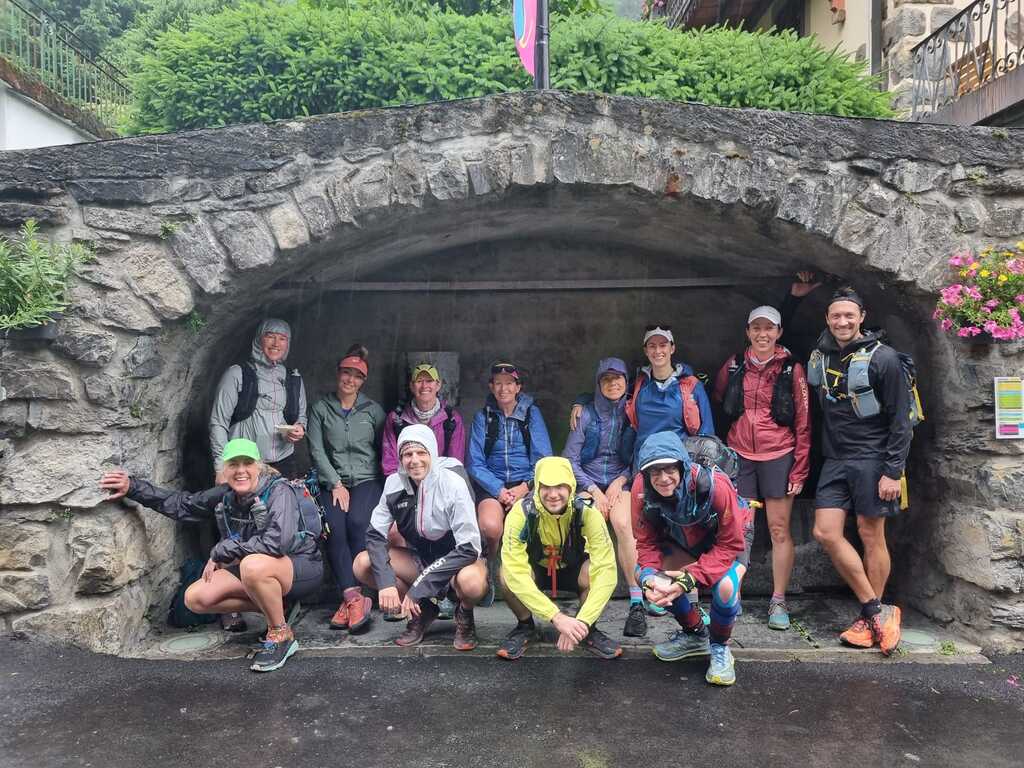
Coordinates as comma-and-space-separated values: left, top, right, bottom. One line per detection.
157, 632, 225, 655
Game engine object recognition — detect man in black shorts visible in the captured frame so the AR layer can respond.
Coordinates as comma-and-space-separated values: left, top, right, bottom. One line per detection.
808, 288, 914, 656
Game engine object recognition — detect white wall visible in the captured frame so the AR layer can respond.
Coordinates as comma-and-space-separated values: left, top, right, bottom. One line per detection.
0, 82, 95, 150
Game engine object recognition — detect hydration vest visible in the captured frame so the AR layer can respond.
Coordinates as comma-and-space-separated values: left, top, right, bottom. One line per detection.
624, 370, 703, 436
230, 361, 302, 426
517, 494, 588, 575
216, 477, 325, 554
721, 351, 796, 428
807, 340, 924, 427
578, 402, 635, 466
483, 404, 533, 457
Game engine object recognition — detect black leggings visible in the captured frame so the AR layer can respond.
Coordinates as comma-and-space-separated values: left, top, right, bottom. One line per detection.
320, 479, 383, 591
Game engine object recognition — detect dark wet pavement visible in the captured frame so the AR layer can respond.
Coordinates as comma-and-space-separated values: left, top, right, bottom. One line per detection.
2, 637, 1022, 768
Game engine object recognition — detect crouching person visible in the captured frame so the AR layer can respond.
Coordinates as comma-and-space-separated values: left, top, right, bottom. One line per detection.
353, 424, 487, 650
633, 432, 754, 686
99, 438, 323, 673
497, 456, 621, 661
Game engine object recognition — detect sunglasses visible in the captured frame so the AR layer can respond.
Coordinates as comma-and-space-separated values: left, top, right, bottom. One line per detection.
644, 324, 674, 332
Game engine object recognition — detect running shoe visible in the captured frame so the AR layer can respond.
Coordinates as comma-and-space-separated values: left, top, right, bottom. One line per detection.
395, 600, 439, 647
453, 603, 477, 651
250, 633, 298, 673
328, 602, 349, 630
646, 600, 668, 617
652, 625, 711, 662
705, 642, 736, 686
623, 602, 648, 638
839, 617, 874, 648
767, 598, 790, 631
346, 594, 373, 634
869, 604, 902, 656
496, 621, 535, 661
583, 626, 622, 659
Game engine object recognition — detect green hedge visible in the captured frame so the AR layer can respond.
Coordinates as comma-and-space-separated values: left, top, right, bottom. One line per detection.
129, 2, 891, 134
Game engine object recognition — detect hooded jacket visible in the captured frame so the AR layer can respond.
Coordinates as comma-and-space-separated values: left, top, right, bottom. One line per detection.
380, 399, 466, 476
209, 319, 308, 470
307, 391, 387, 488
630, 432, 750, 588
632, 362, 715, 451
500, 457, 617, 627
126, 470, 321, 564
812, 329, 913, 480
562, 358, 633, 491
365, 424, 482, 602
466, 393, 553, 497
712, 345, 811, 487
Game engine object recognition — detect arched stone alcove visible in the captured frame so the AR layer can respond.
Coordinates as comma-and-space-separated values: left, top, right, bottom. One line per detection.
0, 92, 1021, 653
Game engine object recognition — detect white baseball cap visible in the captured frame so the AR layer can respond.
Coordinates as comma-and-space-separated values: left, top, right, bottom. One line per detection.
747, 306, 782, 326
643, 326, 675, 345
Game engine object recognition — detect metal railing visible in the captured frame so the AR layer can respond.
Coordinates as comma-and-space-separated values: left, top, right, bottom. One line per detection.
0, 0, 130, 132
910, 0, 1023, 120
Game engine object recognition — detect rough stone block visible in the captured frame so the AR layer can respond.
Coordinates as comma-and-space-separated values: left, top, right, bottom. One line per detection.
954, 199, 987, 233
0, 351, 76, 401
882, 159, 943, 193
24, 400, 144, 433
931, 6, 959, 30
0, 522, 48, 570
0, 571, 50, 612
168, 219, 228, 294
123, 336, 163, 379
0, 434, 118, 507
82, 373, 128, 409
883, 7, 927, 50
982, 206, 1024, 237
247, 157, 311, 193
426, 156, 469, 201
858, 184, 898, 216
294, 182, 339, 241
70, 511, 148, 595
834, 203, 883, 255
210, 210, 278, 269
265, 201, 310, 250
0, 202, 65, 226
0, 401, 28, 439
123, 243, 195, 319
82, 207, 163, 237
11, 582, 148, 654
51, 317, 117, 368
100, 292, 162, 333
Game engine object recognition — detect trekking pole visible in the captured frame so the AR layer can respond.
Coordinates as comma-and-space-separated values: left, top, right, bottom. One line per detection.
535, 0, 550, 90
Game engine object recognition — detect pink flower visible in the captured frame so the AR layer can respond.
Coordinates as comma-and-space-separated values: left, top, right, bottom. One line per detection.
1016, 295, 1024, 304
949, 254, 964, 267
1007, 259, 1024, 275
966, 285, 984, 301
985, 299, 1001, 309
940, 318, 953, 331
984, 320, 999, 334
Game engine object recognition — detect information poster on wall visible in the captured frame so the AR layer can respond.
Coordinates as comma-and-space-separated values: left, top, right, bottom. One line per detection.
994, 377, 1024, 439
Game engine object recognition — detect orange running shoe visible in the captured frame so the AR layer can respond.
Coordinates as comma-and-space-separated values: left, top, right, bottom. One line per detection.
329, 601, 349, 630
839, 617, 874, 648
869, 604, 902, 656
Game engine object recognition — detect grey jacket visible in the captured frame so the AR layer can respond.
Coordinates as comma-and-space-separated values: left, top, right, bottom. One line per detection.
209, 320, 308, 470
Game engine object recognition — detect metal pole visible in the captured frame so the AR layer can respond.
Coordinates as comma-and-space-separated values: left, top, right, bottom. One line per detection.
535, 0, 550, 90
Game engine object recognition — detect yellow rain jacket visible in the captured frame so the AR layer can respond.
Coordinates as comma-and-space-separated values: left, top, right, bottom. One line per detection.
500, 456, 617, 626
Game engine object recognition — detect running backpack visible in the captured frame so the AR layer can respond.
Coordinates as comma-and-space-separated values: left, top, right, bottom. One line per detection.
167, 558, 218, 628
721, 352, 796, 428
624, 370, 703, 436
483, 405, 533, 457
230, 362, 302, 426
807, 341, 924, 428
683, 434, 740, 484
260, 476, 330, 548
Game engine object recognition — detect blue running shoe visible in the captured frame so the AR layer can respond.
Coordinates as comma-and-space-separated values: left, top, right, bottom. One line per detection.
705, 643, 736, 686
652, 625, 710, 662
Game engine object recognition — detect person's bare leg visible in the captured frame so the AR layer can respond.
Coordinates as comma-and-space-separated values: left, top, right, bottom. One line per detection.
239, 554, 295, 627
608, 494, 638, 589
184, 569, 258, 615
856, 516, 890, 600
813, 507, 875, 603
498, 566, 533, 622
477, 499, 506, 559
765, 495, 795, 596
353, 547, 420, 596
576, 560, 591, 604
453, 559, 489, 607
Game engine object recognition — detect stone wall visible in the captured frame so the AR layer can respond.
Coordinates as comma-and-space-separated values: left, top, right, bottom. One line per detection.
0, 92, 1021, 654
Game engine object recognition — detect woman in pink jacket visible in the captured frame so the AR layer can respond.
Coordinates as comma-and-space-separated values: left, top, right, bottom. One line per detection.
713, 305, 811, 632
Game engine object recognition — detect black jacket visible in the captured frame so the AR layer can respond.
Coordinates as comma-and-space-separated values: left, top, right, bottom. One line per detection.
813, 329, 913, 479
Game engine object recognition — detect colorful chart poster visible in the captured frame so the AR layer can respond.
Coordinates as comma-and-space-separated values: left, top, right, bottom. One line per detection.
513, 0, 537, 77
994, 377, 1024, 439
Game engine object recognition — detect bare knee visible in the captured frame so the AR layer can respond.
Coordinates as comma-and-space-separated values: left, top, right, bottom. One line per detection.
857, 519, 887, 550
813, 522, 842, 549
184, 583, 214, 613
455, 563, 488, 601
239, 554, 274, 584
478, 502, 505, 541
768, 518, 791, 545
352, 551, 373, 585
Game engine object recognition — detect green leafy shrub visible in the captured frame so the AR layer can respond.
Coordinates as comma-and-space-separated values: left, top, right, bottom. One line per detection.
0, 220, 93, 331
129, 2, 891, 134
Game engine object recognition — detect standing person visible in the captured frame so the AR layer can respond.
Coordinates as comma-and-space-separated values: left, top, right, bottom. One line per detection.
307, 344, 386, 633
562, 358, 646, 637
632, 432, 754, 687
99, 439, 323, 673
209, 318, 307, 481
354, 424, 488, 650
381, 362, 465, 476
808, 288, 913, 656
209, 317, 307, 632
713, 305, 811, 631
466, 362, 553, 584
497, 456, 621, 660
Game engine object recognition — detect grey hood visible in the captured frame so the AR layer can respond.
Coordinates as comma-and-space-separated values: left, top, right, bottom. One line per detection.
251, 318, 292, 367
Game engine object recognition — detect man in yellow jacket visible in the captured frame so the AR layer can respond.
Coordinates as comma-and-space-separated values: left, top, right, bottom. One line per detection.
497, 456, 622, 660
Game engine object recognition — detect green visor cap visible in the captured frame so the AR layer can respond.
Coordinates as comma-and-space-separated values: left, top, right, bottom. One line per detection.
222, 438, 261, 463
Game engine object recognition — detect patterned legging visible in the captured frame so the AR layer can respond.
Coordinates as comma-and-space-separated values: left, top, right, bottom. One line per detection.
669, 560, 745, 645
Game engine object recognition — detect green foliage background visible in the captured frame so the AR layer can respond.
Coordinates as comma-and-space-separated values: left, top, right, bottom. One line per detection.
125, 1, 891, 134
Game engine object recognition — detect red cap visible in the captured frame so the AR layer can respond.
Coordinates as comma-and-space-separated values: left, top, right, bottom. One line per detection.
337, 355, 368, 377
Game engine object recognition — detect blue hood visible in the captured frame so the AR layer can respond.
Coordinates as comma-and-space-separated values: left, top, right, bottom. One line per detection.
638, 431, 715, 528
637, 431, 688, 470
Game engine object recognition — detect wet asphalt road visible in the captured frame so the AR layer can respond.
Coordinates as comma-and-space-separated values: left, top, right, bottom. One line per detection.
1, 638, 1022, 768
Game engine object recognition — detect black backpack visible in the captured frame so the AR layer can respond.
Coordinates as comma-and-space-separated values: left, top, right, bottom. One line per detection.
167, 558, 218, 628
483, 405, 533, 457
721, 352, 796, 428
230, 362, 302, 425
683, 434, 740, 484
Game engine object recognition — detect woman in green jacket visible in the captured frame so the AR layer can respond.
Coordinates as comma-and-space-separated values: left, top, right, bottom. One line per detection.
307, 344, 386, 632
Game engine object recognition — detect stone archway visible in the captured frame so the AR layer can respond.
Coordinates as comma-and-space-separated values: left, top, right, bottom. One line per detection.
0, 92, 1021, 653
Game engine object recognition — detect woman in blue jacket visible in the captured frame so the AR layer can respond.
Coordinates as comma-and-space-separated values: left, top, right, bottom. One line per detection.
466, 362, 552, 592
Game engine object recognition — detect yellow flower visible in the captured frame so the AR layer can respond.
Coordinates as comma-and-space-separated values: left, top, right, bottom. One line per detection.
960, 269, 968, 277
980, 269, 991, 277
999, 274, 1009, 282
970, 262, 981, 270
1017, 241, 1024, 251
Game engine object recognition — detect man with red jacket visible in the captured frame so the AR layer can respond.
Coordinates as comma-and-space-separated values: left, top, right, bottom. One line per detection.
632, 431, 754, 687
712, 304, 811, 631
